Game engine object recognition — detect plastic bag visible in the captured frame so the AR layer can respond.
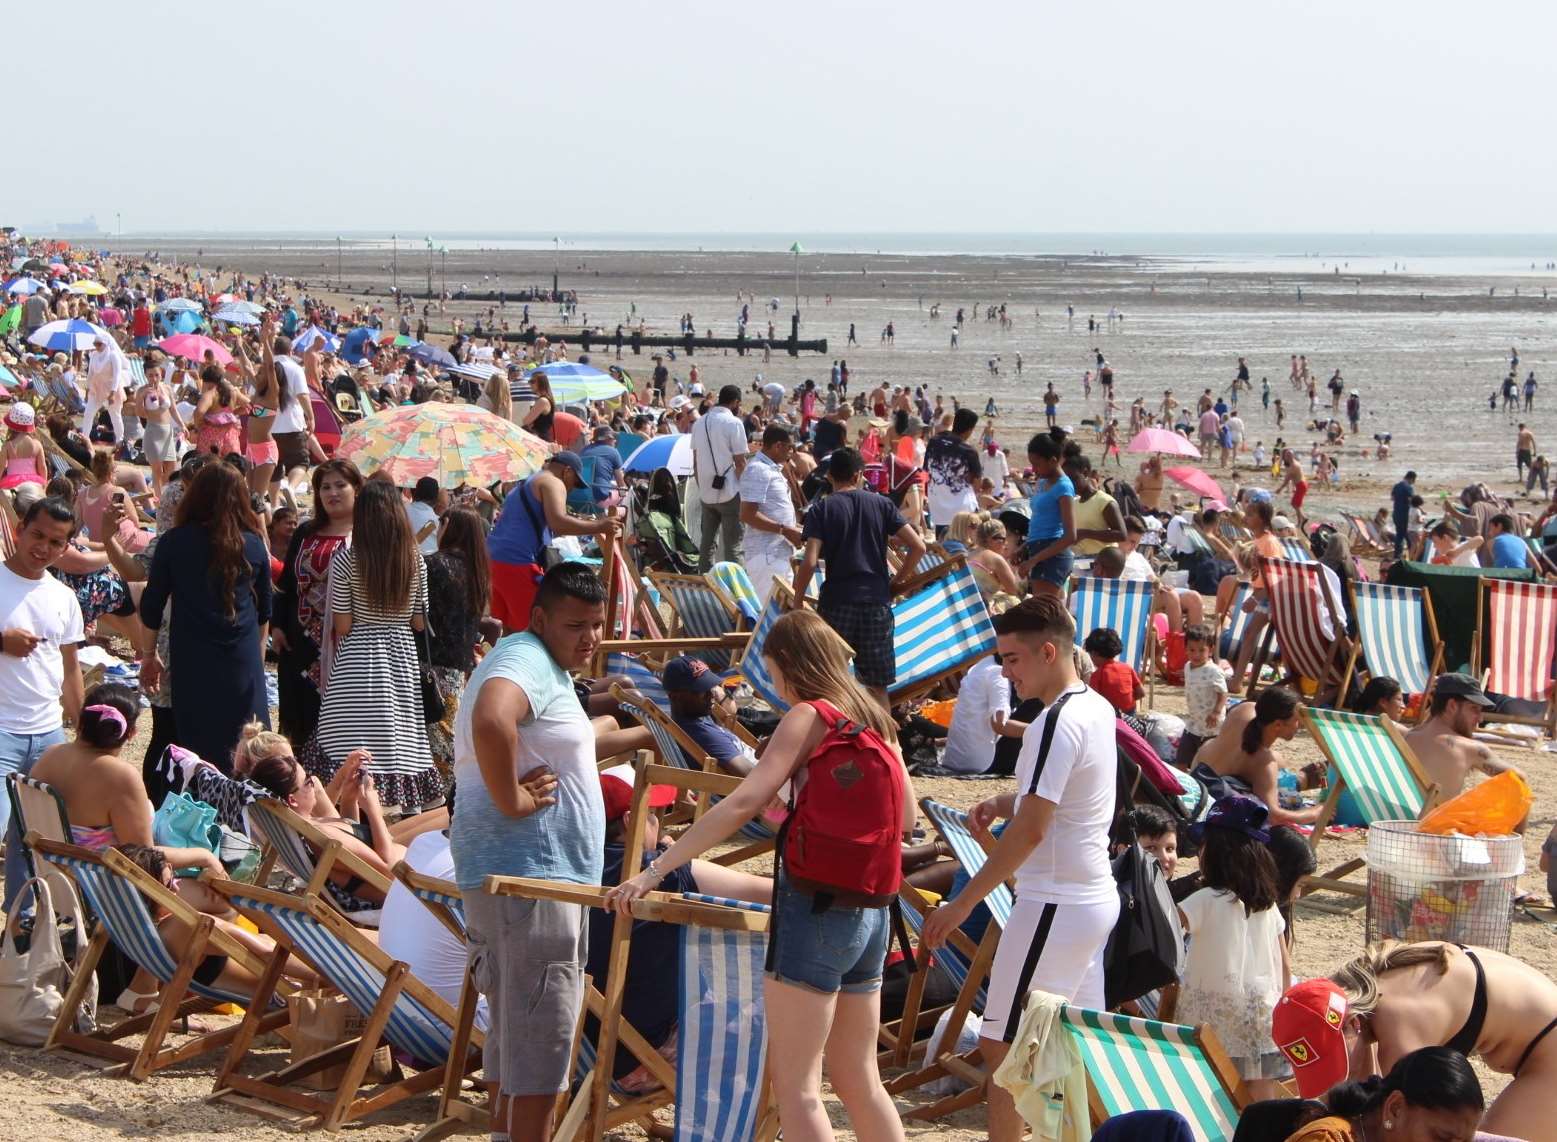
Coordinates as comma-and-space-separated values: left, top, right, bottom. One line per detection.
918, 699, 956, 728
1417, 770, 1533, 837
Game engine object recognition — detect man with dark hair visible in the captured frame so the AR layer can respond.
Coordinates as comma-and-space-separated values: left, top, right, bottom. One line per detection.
1, 496, 85, 910
406, 475, 446, 555
691, 384, 749, 570
926, 406, 983, 536
739, 422, 803, 605
1486, 512, 1531, 569
450, 560, 608, 1142
261, 324, 316, 492
1390, 469, 1416, 561
792, 447, 925, 699
1406, 673, 1522, 800
922, 594, 1120, 1142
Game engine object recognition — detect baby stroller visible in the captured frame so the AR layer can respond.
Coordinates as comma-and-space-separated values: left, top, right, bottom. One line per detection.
628, 467, 698, 573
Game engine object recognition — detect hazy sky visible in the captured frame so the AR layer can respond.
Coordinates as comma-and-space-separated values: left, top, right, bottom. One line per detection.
13, 0, 1553, 234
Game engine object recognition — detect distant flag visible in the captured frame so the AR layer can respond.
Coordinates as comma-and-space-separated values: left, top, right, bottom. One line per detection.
425, 236, 434, 249
789, 241, 803, 254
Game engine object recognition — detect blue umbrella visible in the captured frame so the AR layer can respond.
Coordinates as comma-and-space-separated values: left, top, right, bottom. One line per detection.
170, 310, 203, 334
341, 326, 381, 364
622, 432, 693, 476
28, 318, 114, 353
5, 277, 47, 296
293, 325, 341, 354
408, 342, 457, 368
212, 307, 260, 326
160, 298, 203, 313
526, 360, 627, 402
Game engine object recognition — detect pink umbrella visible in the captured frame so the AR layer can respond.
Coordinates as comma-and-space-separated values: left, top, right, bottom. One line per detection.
1163, 466, 1225, 503
158, 333, 233, 365
1125, 427, 1201, 459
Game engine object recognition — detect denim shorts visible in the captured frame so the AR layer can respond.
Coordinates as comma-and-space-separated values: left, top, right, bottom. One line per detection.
1028, 546, 1074, 587
767, 878, 890, 995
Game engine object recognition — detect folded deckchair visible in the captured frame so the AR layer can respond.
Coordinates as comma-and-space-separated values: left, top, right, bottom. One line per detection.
649, 571, 745, 671
1248, 557, 1350, 700
29, 836, 292, 1081
246, 798, 390, 925
1339, 582, 1444, 708
1059, 1006, 1247, 1141
1474, 577, 1557, 736
206, 877, 482, 1130
739, 560, 996, 711
1298, 708, 1439, 895
1070, 576, 1157, 705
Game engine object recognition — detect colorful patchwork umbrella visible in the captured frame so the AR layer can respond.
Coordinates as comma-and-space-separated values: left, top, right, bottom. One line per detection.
336, 401, 552, 487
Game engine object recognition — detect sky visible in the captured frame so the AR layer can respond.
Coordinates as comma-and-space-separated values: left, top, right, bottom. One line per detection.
11, 0, 1554, 235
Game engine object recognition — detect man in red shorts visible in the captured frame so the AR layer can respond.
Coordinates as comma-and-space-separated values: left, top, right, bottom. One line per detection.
487, 451, 618, 633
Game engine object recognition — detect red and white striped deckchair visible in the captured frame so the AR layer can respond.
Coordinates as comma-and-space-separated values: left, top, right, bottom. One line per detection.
1248, 556, 1351, 701
1475, 578, 1557, 735
603, 537, 665, 641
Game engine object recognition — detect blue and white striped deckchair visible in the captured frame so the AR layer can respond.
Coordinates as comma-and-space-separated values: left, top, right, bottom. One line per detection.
605, 651, 671, 714
1298, 707, 1437, 896
1059, 1006, 1246, 1141
708, 562, 762, 625
29, 838, 290, 1080
1280, 536, 1315, 563
1221, 580, 1279, 665
247, 798, 388, 924
921, 800, 1013, 928
1341, 581, 1443, 701
208, 879, 480, 1130
1069, 577, 1155, 676
739, 564, 996, 711
882, 888, 990, 1069
650, 571, 743, 671
125, 356, 147, 388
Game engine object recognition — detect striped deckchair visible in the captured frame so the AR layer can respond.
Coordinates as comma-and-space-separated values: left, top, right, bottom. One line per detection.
604, 651, 671, 714
1247, 557, 1350, 700
708, 562, 762, 624
1220, 581, 1277, 663
1339, 511, 1388, 555
29, 837, 291, 1081
739, 562, 996, 711
649, 571, 743, 671
1060, 1006, 1246, 1141
206, 878, 482, 1131
1299, 708, 1438, 895
1280, 536, 1315, 563
247, 798, 389, 925
1475, 578, 1557, 736
880, 886, 986, 1068
1070, 576, 1156, 705
1339, 582, 1444, 706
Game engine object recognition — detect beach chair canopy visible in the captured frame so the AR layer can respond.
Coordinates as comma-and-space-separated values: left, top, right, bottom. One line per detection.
1070, 577, 1155, 674
1350, 582, 1440, 694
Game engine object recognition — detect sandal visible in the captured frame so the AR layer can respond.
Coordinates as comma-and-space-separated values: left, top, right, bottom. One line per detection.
115, 985, 161, 1016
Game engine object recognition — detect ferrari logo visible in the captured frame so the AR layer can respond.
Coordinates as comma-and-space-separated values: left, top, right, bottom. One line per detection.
1281, 1037, 1316, 1066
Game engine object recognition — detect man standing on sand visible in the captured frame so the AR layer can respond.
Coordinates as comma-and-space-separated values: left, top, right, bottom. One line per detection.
739, 424, 803, 605
1136, 454, 1165, 510
1390, 470, 1416, 561
926, 408, 983, 537
691, 385, 749, 570
1405, 674, 1522, 803
1158, 389, 1178, 426
1517, 423, 1537, 482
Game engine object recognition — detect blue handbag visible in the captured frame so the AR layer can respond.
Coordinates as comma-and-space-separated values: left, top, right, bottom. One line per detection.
152, 791, 222, 869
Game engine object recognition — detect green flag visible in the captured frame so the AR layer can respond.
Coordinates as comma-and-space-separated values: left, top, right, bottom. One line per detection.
789, 241, 803, 254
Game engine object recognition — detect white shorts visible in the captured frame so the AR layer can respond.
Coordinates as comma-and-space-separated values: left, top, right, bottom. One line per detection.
981, 895, 1119, 1043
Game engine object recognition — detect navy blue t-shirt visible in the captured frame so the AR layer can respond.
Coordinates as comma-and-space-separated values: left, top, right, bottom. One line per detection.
1391, 480, 1414, 520
581, 443, 624, 503
802, 489, 907, 607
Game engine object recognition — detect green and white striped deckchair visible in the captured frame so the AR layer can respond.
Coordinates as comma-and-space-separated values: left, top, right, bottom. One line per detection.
1060, 1006, 1246, 1141
1339, 582, 1444, 705
1298, 707, 1439, 896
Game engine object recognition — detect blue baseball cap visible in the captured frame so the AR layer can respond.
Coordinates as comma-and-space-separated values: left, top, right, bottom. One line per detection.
548, 450, 585, 482
1189, 792, 1271, 845
662, 656, 724, 694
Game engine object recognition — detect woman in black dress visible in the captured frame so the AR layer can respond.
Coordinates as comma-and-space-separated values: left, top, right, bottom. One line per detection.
138, 462, 271, 772
422, 507, 492, 774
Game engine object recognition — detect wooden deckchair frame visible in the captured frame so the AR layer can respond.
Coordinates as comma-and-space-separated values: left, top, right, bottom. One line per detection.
248, 797, 392, 911
1472, 578, 1557, 737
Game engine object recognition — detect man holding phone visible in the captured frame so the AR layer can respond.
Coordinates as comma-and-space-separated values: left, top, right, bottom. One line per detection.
691, 384, 749, 570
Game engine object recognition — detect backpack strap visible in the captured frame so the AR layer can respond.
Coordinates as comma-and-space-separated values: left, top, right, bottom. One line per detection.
1022, 688, 1079, 797
803, 698, 854, 735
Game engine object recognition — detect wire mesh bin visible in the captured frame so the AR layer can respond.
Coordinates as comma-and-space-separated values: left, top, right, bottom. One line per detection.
1365, 821, 1524, 951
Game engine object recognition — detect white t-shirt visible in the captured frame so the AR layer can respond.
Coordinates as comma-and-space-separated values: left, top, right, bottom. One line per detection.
0, 564, 85, 734
378, 831, 487, 1029
985, 449, 1011, 493
1011, 684, 1118, 905
270, 356, 311, 433
940, 656, 1011, 774
691, 405, 748, 505
405, 501, 439, 555
1121, 551, 1156, 583
1184, 661, 1229, 735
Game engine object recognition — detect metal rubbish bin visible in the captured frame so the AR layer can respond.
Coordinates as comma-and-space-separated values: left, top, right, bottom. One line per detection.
1365, 820, 1524, 952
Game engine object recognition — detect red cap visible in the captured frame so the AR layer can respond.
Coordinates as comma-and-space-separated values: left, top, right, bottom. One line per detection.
599, 764, 677, 823
1272, 978, 1352, 1097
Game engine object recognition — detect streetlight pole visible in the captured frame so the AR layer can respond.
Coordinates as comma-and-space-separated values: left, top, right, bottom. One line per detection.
336, 236, 342, 289
553, 236, 559, 299
391, 234, 398, 294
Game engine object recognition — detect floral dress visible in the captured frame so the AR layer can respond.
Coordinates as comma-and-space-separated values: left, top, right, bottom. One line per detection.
275, 529, 349, 745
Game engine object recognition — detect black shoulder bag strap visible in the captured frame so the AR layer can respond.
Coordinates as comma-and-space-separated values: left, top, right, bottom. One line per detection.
1023, 688, 1078, 796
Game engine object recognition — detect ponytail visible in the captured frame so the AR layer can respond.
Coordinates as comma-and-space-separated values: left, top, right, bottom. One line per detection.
1242, 686, 1299, 755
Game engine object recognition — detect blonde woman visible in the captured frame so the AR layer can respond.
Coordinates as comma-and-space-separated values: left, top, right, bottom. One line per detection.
478, 372, 512, 421
1271, 941, 1557, 1140
944, 509, 984, 552
607, 610, 915, 1142
969, 517, 1021, 598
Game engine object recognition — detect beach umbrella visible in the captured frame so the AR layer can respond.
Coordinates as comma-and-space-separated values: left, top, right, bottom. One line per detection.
28, 318, 114, 352
169, 310, 203, 334
66, 280, 108, 296
220, 299, 264, 315
449, 361, 501, 381
160, 297, 203, 313
623, 432, 693, 476
212, 307, 260, 326
97, 307, 124, 326
378, 332, 419, 347
341, 326, 382, 364
5, 277, 47, 295
1163, 466, 1226, 504
1125, 427, 1201, 460
158, 333, 233, 365
528, 360, 626, 403
47, 264, 70, 276
292, 325, 341, 354
0, 304, 18, 336
336, 402, 551, 487
408, 342, 457, 369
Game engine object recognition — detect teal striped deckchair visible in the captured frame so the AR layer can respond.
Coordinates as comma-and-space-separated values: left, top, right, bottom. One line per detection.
207, 878, 482, 1131
30, 837, 291, 1081
739, 563, 996, 711
708, 562, 762, 624
247, 798, 389, 924
1340, 582, 1444, 704
1280, 536, 1315, 562
1060, 1006, 1246, 1141
1299, 708, 1438, 895
1069, 576, 1156, 701
650, 571, 744, 671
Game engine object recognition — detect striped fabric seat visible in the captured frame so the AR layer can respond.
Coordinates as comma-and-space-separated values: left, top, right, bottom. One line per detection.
1221, 582, 1276, 661
653, 573, 741, 671
897, 892, 985, 1005
1303, 709, 1428, 824
605, 652, 671, 713
1350, 582, 1439, 694
1069, 578, 1155, 673
708, 562, 762, 624
921, 799, 1013, 928
1060, 1007, 1243, 1142
1482, 578, 1557, 702
1279, 536, 1315, 563
1258, 557, 1343, 687
247, 799, 382, 923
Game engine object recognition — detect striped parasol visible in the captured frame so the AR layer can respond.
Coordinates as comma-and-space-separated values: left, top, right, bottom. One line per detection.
336, 401, 551, 487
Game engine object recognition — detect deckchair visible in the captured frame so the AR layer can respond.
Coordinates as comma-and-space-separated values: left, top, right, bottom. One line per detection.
1339, 582, 1444, 709
6, 772, 70, 887
600, 535, 665, 645
0, 487, 17, 560
603, 651, 672, 713
1279, 536, 1315, 563
1247, 556, 1351, 700
707, 561, 762, 624
738, 560, 996, 711
1219, 581, 1277, 664
1059, 1006, 1247, 1141
648, 571, 744, 671
1298, 708, 1439, 896
1340, 511, 1389, 556
205, 877, 483, 1130
1474, 577, 1557, 736
1386, 560, 1537, 673
28, 836, 292, 1081
1070, 576, 1157, 705
246, 798, 390, 925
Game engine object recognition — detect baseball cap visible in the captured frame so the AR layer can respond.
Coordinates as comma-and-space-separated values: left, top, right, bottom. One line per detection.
548, 450, 584, 481
1271, 515, 1296, 531
1187, 792, 1271, 845
1272, 979, 1352, 1097
662, 656, 724, 694
599, 764, 678, 823
1433, 672, 1494, 708
592, 425, 616, 443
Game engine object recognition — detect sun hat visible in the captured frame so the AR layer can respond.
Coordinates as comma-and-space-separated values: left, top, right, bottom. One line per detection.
4, 403, 36, 432
1272, 978, 1352, 1097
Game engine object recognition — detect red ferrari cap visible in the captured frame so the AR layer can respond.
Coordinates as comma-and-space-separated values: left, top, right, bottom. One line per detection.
1272, 978, 1352, 1098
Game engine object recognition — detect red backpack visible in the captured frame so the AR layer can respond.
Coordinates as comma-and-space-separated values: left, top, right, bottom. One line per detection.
781, 699, 907, 904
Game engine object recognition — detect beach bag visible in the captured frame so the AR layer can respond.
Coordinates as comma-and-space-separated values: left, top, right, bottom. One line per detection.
287, 988, 395, 1089
415, 621, 446, 722
153, 790, 221, 856
1417, 770, 1533, 837
779, 699, 906, 903
1102, 823, 1184, 1009
0, 876, 96, 1045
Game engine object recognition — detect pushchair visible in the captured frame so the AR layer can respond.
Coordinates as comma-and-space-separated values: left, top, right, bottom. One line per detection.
628, 467, 698, 573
